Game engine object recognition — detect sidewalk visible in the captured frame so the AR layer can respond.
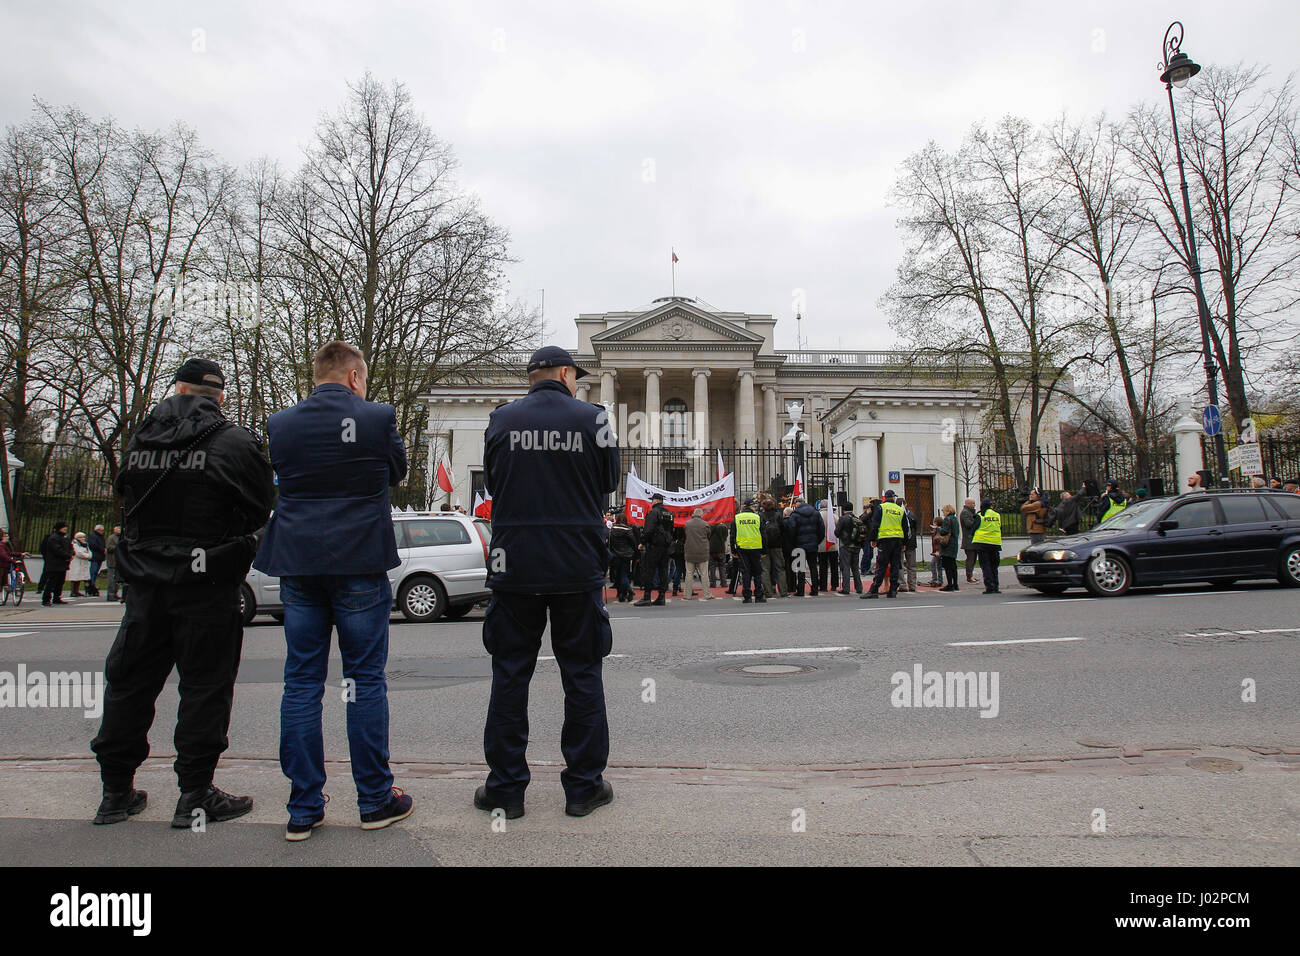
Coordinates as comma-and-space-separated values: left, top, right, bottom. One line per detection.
0, 594, 125, 625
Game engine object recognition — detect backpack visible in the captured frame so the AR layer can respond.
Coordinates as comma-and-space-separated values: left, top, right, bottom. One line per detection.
847, 515, 869, 549
1044, 504, 1059, 527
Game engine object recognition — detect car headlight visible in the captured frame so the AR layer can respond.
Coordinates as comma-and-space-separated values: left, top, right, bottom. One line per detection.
1043, 549, 1077, 561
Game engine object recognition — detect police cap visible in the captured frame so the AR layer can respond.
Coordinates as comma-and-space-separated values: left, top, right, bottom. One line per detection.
173, 357, 226, 390
526, 346, 589, 378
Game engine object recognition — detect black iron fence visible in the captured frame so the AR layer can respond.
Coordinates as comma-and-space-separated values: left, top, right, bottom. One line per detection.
9, 448, 117, 551
1200, 435, 1300, 487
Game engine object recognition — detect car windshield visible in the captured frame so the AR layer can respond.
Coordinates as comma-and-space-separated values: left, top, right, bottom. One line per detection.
1091, 498, 1166, 531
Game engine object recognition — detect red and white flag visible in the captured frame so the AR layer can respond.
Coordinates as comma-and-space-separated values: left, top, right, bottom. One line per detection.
624, 472, 735, 528
436, 454, 454, 494
792, 466, 804, 499
473, 489, 493, 519
716, 449, 726, 482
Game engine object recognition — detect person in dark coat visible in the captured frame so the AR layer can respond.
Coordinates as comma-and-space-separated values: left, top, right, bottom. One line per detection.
635, 494, 673, 606
938, 504, 961, 590
783, 497, 825, 596
1056, 491, 1082, 536
708, 520, 729, 589
607, 513, 637, 602
959, 498, 980, 584
835, 506, 864, 594
39, 522, 73, 606
85, 525, 106, 597
683, 509, 713, 600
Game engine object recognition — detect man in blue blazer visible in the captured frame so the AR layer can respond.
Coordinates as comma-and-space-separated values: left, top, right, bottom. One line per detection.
253, 341, 412, 841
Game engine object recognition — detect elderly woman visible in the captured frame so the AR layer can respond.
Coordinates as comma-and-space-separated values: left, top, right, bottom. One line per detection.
68, 531, 93, 598
938, 504, 961, 591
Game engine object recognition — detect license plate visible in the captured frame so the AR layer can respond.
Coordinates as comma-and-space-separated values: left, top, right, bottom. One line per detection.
1015, 564, 1036, 575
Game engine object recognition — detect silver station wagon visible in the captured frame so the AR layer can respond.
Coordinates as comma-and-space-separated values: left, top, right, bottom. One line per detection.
240, 510, 492, 624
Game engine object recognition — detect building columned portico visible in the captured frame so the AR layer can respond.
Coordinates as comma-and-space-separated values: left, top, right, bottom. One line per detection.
420, 297, 1063, 515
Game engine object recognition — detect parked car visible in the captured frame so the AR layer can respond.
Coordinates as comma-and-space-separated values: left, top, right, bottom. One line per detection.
1014, 489, 1300, 596
240, 510, 492, 624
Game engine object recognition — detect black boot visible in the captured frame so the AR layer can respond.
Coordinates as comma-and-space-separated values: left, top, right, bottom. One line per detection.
94, 788, 147, 825
652, 591, 666, 606
171, 784, 253, 828
633, 589, 653, 607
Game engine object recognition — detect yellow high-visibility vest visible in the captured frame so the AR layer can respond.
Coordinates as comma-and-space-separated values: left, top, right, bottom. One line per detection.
1102, 497, 1126, 522
877, 501, 905, 539
972, 509, 1002, 546
734, 511, 762, 549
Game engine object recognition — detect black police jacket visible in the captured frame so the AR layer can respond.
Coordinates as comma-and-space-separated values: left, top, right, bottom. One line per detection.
642, 504, 674, 551
484, 378, 621, 592
115, 393, 275, 586
40, 531, 72, 567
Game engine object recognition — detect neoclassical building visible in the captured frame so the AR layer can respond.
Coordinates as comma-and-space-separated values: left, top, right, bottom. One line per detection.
421, 296, 1064, 518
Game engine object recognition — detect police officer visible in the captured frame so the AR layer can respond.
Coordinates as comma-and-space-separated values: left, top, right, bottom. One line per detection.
731, 498, 767, 604
634, 493, 674, 606
971, 497, 1003, 594
862, 489, 909, 599
91, 358, 275, 827
1100, 479, 1126, 522
476, 346, 621, 819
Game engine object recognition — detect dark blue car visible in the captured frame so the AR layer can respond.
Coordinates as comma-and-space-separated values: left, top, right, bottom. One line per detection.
1014, 489, 1300, 597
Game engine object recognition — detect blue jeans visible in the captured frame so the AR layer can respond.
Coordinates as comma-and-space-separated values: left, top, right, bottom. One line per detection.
279, 574, 394, 824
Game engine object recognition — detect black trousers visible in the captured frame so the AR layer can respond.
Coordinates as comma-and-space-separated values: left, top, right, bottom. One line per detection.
91, 581, 243, 792
964, 548, 978, 578
870, 539, 903, 594
641, 546, 669, 595
481, 588, 611, 803
42, 567, 66, 604
737, 549, 765, 598
817, 551, 840, 592
942, 556, 958, 588
977, 546, 1002, 592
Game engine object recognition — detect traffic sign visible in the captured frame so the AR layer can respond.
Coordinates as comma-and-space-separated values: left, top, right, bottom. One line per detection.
1201, 405, 1222, 437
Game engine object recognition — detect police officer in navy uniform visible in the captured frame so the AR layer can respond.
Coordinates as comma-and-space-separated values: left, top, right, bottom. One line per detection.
475, 346, 621, 819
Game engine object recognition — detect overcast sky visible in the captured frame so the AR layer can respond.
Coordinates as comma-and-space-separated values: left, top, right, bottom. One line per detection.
3, 0, 1294, 350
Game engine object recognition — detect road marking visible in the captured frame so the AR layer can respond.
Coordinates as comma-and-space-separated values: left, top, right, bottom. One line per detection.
999, 598, 1077, 605
1158, 590, 1246, 598
947, 637, 1084, 647
698, 611, 789, 617
857, 604, 941, 610
720, 646, 852, 656
1177, 627, 1298, 636
538, 654, 628, 662
0, 632, 34, 639
0, 621, 120, 628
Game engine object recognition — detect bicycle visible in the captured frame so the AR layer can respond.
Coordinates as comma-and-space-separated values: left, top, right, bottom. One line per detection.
2, 555, 28, 606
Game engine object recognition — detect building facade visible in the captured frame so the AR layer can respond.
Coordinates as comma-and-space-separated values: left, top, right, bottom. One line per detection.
420, 297, 1064, 518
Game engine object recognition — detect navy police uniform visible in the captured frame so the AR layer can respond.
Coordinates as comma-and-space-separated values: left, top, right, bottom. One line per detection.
480, 352, 620, 811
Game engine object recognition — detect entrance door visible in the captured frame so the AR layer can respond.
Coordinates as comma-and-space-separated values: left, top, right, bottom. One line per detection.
904, 475, 935, 527
664, 467, 686, 492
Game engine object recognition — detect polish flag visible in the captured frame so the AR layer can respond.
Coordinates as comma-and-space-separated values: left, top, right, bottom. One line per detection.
436, 454, 454, 494
793, 466, 804, 499
473, 489, 493, 519
716, 449, 726, 481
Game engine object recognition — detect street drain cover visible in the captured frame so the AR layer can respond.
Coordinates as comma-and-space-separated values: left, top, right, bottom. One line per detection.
723, 663, 818, 678
1186, 757, 1243, 773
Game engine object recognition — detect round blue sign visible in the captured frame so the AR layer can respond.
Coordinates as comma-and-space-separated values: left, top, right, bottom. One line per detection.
1201, 405, 1221, 437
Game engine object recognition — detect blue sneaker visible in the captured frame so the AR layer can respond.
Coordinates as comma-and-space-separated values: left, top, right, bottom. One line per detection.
286, 793, 329, 842
360, 787, 413, 830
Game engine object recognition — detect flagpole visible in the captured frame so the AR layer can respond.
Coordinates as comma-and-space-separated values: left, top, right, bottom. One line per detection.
671, 248, 676, 297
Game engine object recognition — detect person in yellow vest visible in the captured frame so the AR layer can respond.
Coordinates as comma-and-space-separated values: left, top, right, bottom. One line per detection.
971, 497, 1003, 594
731, 498, 767, 604
862, 489, 910, 599
1100, 479, 1127, 522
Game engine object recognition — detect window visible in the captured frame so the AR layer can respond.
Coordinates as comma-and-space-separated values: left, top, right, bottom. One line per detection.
1265, 495, 1300, 521
1219, 496, 1267, 525
662, 398, 688, 448
402, 519, 471, 548
1169, 499, 1218, 529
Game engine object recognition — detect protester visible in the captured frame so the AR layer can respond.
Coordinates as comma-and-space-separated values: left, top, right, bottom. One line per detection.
1285, 477, 1299, 494
927, 513, 944, 587
859, 497, 877, 578
105, 525, 123, 602
836, 505, 864, 595
959, 498, 980, 585
972, 497, 1003, 594
938, 504, 960, 591
607, 512, 637, 603
85, 525, 106, 597
784, 496, 824, 597
1056, 491, 1081, 535
39, 521, 73, 606
635, 493, 673, 606
683, 508, 713, 600
254, 341, 412, 840
708, 519, 729, 589
1021, 489, 1048, 545
816, 498, 840, 594
68, 531, 92, 597
668, 524, 685, 596
1186, 472, 1204, 491
93, 357, 274, 828
899, 498, 919, 592
760, 496, 787, 598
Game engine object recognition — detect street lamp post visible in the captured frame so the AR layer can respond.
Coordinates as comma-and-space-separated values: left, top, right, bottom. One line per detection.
1159, 21, 1230, 482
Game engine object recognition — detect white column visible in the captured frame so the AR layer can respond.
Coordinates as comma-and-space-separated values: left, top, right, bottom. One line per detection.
854, 435, 880, 509
762, 385, 779, 447
737, 371, 756, 445
1172, 414, 1205, 485
577, 382, 591, 402
643, 368, 661, 447
600, 369, 617, 408
692, 369, 711, 447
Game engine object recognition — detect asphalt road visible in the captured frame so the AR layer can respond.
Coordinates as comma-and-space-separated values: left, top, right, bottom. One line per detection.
2, 576, 1298, 865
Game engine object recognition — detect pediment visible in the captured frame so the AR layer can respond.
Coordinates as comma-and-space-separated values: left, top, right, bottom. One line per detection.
591, 302, 765, 348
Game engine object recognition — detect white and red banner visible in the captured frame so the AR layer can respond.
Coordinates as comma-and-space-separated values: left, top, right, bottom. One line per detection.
792, 466, 804, 499
625, 472, 736, 527
473, 489, 493, 519
716, 449, 726, 482
436, 453, 455, 494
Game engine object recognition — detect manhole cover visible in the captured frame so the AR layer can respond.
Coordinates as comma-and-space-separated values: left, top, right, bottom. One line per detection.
1186, 757, 1243, 773
720, 662, 818, 678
